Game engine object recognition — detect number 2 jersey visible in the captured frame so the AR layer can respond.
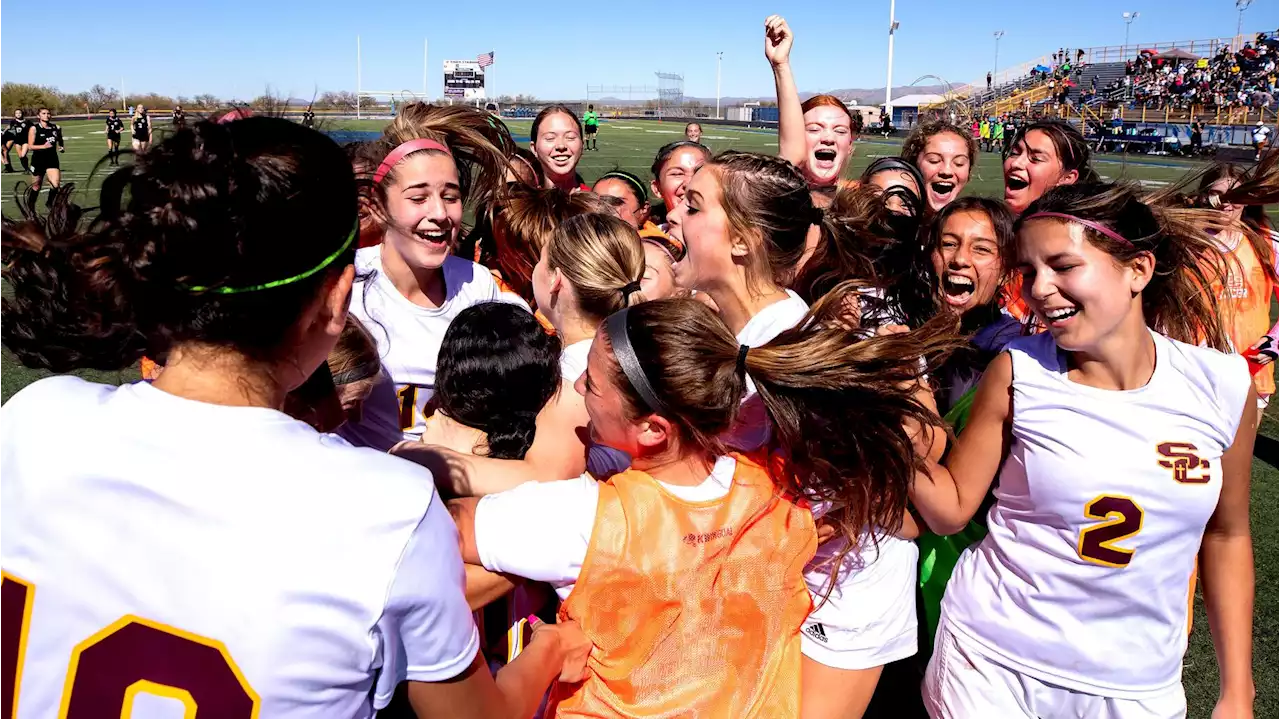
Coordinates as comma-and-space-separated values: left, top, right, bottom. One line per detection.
339, 245, 529, 451
1, 376, 479, 717
942, 330, 1250, 698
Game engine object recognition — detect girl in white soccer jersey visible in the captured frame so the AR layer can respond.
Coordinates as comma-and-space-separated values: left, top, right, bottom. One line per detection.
396, 291, 954, 717
910, 181, 1265, 719
0, 117, 586, 717
340, 102, 529, 452
664, 150, 947, 719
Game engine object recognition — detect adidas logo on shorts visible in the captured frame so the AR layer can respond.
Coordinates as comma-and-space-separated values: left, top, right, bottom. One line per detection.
803, 622, 828, 643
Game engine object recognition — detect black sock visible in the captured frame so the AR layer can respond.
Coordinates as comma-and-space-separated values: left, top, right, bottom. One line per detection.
19, 155, 28, 171
45, 189, 54, 208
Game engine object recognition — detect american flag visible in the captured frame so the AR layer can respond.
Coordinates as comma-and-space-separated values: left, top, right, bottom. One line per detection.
477, 51, 495, 68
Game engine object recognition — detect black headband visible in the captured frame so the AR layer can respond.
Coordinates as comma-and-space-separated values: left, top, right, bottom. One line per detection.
605, 308, 669, 416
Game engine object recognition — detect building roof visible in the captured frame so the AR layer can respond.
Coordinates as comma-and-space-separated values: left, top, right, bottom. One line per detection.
884, 93, 946, 108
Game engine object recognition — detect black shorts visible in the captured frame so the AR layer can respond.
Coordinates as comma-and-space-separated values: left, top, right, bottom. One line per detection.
30, 150, 58, 176
106, 132, 121, 142
2, 132, 19, 145
584, 124, 598, 135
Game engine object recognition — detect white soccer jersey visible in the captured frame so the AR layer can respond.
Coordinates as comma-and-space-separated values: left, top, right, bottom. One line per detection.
943, 330, 1250, 698
340, 246, 528, 451
1, 377, 479, 718
560, 339, 592, 387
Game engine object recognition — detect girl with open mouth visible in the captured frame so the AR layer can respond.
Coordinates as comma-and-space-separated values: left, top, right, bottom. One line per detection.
339, 103, 531, 452
902, 121, 977, 214
1002, 119, 1097, 216
766, 16, 855, 191
911, 175, 1276, 719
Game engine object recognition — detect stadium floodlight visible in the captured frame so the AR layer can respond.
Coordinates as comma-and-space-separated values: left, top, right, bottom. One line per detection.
885, 0, 899, 120
1236, 0, 1253, 39
993, 30, 1005, 82
716, 52, 724, 120
1122, 12, 1140, 54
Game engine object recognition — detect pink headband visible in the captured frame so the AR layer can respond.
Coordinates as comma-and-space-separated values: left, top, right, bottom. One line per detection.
1023, 211, 1132, 246
373, 138, 452, 184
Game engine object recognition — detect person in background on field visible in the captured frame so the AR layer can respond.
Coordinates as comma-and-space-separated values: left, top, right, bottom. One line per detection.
26, 108, 64, 204
582, 104, 600, 152
991, 117, 1005, 154
767, 16, 856, 194
685, 121, 703, 143
531, 105, 587, 192
104, 108, 125, 166
979, 117, 991, 152
131, 105, 153, 153
1252, 120, 1271, 160
3, 109, 32, 173
302, 105, 316, 129
172, 104, 186, 131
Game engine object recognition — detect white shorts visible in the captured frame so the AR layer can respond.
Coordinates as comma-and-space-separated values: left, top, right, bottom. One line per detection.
800, 534, 919, 670
924, 622, 1187, 719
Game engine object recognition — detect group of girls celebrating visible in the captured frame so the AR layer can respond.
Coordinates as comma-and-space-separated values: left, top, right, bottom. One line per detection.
1, 13, 1275, 719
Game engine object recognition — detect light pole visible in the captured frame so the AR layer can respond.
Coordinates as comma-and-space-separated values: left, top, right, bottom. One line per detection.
1236, 0, 1253, 39
885, 0, 899, 123
1122, 12, 1139, 56
716, 51, 723, 120
993, 30, 1005, 85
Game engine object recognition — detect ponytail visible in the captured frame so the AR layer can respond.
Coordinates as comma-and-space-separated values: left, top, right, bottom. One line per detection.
545, 212, 647, 322
605, 290, 963, 545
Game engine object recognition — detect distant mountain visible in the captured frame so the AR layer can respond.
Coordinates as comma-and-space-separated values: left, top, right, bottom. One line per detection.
596, 83, 953, 107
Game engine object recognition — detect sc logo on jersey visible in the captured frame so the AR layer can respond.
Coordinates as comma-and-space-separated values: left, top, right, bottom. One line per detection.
1156, 442, 1210, 484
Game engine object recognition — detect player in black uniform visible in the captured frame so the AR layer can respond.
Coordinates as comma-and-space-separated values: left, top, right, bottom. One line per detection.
3, 109, 32, 173
27, 108, 64, 203
301, 105, 316, 128
105, 108, 125, 165
172, 104, 186, 131
131, 106, 152, 152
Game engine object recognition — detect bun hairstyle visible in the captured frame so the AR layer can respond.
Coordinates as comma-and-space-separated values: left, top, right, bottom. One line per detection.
434, 302, 562, 460
3, 117, 357, 373
489, 184, 616, 303
544, 213, 647, 323
603, 289, 962, 551
369, 102, 516, 220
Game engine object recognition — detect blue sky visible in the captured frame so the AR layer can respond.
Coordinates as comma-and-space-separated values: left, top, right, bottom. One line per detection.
2, 0, 1276, 101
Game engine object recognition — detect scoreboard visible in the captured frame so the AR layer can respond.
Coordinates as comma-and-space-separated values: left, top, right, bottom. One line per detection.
443, 60, 486, 100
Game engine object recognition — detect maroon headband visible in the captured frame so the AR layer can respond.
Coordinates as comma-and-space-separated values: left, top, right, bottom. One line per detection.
1023, 211, 1132, 246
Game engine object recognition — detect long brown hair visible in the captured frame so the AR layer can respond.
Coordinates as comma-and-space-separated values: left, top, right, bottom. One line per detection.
489, 185, 614, 303
605, 288, 961, 552
710, 151, 935, 327
1189, 157, 1278, 286
1018, 169, 1277, 351
369, 103, 515, 220
545, 213, 647, 323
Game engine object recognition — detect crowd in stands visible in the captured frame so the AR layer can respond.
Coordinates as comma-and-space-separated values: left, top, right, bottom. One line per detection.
1108, 33, 1278, 111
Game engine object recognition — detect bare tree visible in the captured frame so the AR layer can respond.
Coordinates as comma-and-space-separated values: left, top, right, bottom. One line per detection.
193, 93, 220, 109
86, 84, 119, 112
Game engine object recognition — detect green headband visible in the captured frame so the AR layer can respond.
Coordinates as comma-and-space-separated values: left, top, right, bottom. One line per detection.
183, 225, 357, 295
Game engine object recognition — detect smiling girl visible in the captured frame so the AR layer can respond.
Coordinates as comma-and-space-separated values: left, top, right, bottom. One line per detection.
339, 103, 528, 452
766, 16, 855, 191
901, 121, 977, 214
531, 105, 587, 193
1002, 119, 1097, 216
911, 180, 1267, 719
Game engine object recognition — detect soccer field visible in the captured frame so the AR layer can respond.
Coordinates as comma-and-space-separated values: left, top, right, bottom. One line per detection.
0, 116, 1276, 716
